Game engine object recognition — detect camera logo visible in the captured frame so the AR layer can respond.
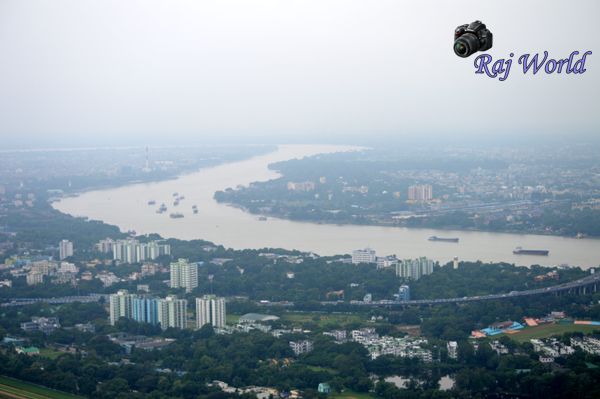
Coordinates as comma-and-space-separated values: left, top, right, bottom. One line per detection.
454, 20, 493, 58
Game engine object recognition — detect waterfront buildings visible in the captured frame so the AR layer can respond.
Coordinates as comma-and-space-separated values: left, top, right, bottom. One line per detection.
59, 239, 73, 260
110, 239, 171, 264
395, 257, 435, 280
376, 255, 398, 269
352, 248, 377, 264
170, 258, 198, 293
196, 295, 226, 329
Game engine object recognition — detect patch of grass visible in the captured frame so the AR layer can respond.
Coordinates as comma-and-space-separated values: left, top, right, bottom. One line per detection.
499, 323, 600, 343
0, 376, 83, 399
38, 348, 63, 360
226, 314, 240, 325
306, 365, 338, 374
282, 312, 365, 329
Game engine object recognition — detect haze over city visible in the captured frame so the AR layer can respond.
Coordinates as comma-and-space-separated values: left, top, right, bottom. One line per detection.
1, 0, 599, 148
1, 2, 600, 399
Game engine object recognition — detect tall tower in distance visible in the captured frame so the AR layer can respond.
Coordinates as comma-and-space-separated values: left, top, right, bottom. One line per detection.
453, 256, 459, 270
142, 146, 151, 173
59, 239, 74, 260
196, 295, 226, 329
170, 259, 198, 293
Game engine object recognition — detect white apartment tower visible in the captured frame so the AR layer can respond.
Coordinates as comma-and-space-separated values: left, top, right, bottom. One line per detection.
109, 290, 134, 325
352, 248, 377, 264
157, 295, 188, 330
59, 240, 74, 260
170, 258, 198, 293
196, 295, 226, 329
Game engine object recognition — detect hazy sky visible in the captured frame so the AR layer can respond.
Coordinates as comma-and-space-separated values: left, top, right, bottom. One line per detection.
0, 0, 598, 146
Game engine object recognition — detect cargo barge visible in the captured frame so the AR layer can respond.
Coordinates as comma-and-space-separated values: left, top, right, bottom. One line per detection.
513, 247, 549, 256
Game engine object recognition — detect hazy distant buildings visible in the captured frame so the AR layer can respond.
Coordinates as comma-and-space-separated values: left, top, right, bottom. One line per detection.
110, 239, 170, 264
376, 255, 398, 269
170, 258, 198, 293
352, 248, 377, 264
26, 272, 44, 286
287, 181, 315, 192
396, 257, 434, 280
59, 240, 73, 260
196, 295, 226, 329
408, 184, 433, 202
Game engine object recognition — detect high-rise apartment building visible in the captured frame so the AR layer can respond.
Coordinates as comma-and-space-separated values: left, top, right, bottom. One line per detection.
395, 257, 435, 280
59, 240, 74, 260
132, 297, 159, 325
109, 289, 134, 325
170, 258, 198, 293
195, 295, 226, 329
110, 239, 170, 264
109, 290, 188, 329
157, 295, 188, 330
352, 248, 377, 264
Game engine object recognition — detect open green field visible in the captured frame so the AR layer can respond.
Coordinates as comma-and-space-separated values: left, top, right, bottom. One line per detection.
499, 323, 600, 343
330, 390, 374, 399
281, 312, 365, 329
38, 348, 63, 360
0, 376, 83, 399
226, 314, 240, 324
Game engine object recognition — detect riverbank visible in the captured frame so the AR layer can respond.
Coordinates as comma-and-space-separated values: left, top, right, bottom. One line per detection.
52, 144, 600, 268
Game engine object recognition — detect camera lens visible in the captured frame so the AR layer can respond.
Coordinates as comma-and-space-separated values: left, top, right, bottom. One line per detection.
453, 32, 480, 58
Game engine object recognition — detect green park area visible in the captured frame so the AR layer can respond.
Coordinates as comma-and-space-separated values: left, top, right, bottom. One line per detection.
0, 376, 83, 399
281, 312, 366, 330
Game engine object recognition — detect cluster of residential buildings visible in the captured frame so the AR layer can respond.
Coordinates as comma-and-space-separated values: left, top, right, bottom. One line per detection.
24, 259, 79, 286
20, 317, 61, 334
95, 238, 171, 264
286, 181, 316, 192
109, 290, 226, 330
347, 328, 432, 361
351, 248, 435, 281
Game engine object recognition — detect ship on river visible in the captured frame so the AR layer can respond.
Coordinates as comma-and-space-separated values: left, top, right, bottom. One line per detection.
428, 236, 459, 243
513, 247, 549, 256
169, 212, 184, 219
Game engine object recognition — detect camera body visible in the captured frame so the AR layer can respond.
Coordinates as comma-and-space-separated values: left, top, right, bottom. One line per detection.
454, 21, 493, 58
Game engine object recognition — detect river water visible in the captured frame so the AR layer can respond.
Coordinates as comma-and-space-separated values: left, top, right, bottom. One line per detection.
53, 144, 600, 268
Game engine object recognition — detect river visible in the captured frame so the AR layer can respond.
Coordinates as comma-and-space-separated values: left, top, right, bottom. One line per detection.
52, 144, 600, 268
